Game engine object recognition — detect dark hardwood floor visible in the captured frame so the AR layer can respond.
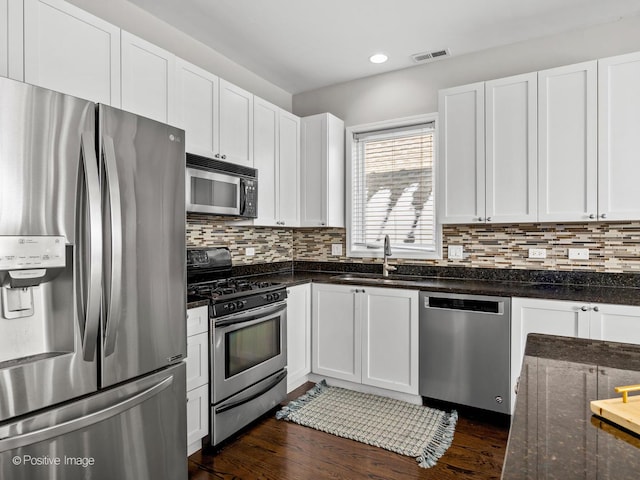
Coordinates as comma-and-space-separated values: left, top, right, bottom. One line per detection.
188, 383, 510, 480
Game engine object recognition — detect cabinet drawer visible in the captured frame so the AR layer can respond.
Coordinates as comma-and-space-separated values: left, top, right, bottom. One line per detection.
187, 305, 208, 336
186, 384, 209, 452
186, 332, 209, 391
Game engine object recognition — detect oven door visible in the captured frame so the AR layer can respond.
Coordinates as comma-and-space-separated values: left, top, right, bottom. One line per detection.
186, 167, 240, 215
213, 301, 287, 404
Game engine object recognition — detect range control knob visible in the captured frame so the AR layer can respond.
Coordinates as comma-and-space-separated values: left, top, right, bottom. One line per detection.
272, 292, 280, 301
235, 301, 244, 310
265, 293, 273, 301
228, 303, 236, 312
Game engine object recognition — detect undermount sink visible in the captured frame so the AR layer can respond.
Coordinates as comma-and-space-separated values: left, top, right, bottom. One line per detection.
330, 273, 418, 286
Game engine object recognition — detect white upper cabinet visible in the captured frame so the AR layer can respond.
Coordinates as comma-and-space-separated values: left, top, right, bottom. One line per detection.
538, 61, 598, 222
0, 0, 23, 81
173, 58, 219, 158
300, 113, 345, 227
278, 110, 300, 226
253, 98, 300, 227
598, 51, 640, 221
253, 97, 279, 225
485, 73, 538, 223
439, 76, 537, 224
121, 31, 175, 123
23, 0, 119, 104
438, 83, 485, 224
219, 79, 253, 167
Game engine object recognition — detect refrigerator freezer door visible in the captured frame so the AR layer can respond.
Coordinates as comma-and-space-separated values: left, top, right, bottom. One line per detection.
0, 362, 187, 480
0, 77, 99, 421
98, 105, 186, 388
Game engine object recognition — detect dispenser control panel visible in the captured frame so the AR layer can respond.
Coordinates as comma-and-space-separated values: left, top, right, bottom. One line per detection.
0, 236, 66, 270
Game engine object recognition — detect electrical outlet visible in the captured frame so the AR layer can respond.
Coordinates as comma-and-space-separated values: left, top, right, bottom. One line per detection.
245, 247, 255, 257
448, 245, 463, 260
568, 248, 589, 260
528, 248, 547, 259
331, 244, 343, 256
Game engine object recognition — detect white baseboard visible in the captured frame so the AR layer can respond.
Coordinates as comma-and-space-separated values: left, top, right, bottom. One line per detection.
287, 372, 310, 393
306, 373, 422, 405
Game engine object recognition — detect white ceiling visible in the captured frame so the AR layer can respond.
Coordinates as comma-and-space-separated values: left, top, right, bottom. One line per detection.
128, 0, 640, 95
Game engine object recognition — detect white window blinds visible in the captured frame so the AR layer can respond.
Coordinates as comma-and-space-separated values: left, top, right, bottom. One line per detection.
349, 121, 439, 258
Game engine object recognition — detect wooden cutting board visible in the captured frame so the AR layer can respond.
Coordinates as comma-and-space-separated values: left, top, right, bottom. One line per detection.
591, 385, 640, 436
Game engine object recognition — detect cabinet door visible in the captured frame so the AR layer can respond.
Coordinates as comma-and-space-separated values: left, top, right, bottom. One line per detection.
485, 73, 537, 223
589, 303, 640, 345
121, 31, 174, 123
23, 0, 120, 105
174, 58, 219, 158
0, 0, 23, 81
278, 110, 300, 226
300, 114, 326, 227
286, 284, 311, 392
186, 332, 208, 392
598, 52, 640, 221
538, 61, 597, 222
311, 284, 361, 383
219, 79, 253, 167
511, 297, 590, 412
438, 82, 485, 224
361, 287, 418, 394
253, 97, 279, 226
186, 305, 208, 337
325, 113, 345, 228
186, 383, 208, 455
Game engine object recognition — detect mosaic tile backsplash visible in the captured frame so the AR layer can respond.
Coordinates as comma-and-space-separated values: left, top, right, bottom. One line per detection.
187, 214, 640, 273
186, 214, 293, 264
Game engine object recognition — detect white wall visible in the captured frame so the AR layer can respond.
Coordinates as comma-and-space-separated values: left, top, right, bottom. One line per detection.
292, 15, 640, 126
66, 0, 292, 111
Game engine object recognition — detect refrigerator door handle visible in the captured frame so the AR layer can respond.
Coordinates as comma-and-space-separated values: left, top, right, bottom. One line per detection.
102, 135, 123, 356
0, 374, 173, 452
77, 132, 102, 361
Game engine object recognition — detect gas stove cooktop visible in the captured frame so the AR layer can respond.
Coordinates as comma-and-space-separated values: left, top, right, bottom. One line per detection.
187, 247, 287, 317
187, 278, 283, 301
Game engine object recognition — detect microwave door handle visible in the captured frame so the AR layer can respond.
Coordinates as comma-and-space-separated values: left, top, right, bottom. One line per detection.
77, 132, 102, 361
102, 136, 124, 356
239, 181, 247, 215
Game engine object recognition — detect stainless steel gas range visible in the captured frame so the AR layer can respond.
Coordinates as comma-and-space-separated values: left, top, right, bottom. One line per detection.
187, 248, 287, 446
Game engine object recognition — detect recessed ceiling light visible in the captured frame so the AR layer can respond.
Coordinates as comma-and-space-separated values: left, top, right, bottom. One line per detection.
369, 53, 388, 64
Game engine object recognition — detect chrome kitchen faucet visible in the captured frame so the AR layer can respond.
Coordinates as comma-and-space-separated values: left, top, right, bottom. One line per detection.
383, 235, 397, 277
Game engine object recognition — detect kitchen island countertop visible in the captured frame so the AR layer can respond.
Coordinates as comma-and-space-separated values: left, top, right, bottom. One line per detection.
502, 334, 640, 479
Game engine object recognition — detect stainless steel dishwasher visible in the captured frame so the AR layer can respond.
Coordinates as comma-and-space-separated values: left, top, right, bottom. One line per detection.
419, 291, 510, 414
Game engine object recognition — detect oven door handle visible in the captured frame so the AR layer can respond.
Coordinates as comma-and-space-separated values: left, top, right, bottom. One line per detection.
215, 301, 287, 328
215, 370, 287, 414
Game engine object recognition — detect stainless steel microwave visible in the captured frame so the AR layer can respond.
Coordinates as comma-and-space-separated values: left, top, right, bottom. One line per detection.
186, 153, 257, 217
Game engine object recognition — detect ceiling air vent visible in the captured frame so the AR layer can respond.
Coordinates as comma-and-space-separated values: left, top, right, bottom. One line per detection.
411, 48, 451, 63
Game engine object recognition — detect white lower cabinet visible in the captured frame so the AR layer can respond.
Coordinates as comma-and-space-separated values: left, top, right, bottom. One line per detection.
186, 384, 208, 456
186, 305, 209, 456
312, 284, 418, 395
286, 284, 311, 392
511, 297, 640, 412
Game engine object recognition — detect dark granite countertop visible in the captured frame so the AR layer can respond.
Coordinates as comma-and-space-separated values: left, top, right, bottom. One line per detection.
187, 261, 640, 308
502, 334, 640, 479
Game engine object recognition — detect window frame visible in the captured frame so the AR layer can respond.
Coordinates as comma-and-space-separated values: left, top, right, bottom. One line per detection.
346, 113, 442, 260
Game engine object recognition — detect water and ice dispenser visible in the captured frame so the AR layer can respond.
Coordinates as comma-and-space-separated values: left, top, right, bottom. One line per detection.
0, 236, 69, 363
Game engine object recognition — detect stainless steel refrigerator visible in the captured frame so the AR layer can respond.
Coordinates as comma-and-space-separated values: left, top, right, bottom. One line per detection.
0, 77, 187, 479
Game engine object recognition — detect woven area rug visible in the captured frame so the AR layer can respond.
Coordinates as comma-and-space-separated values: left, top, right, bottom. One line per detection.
276, 380, 457, 468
